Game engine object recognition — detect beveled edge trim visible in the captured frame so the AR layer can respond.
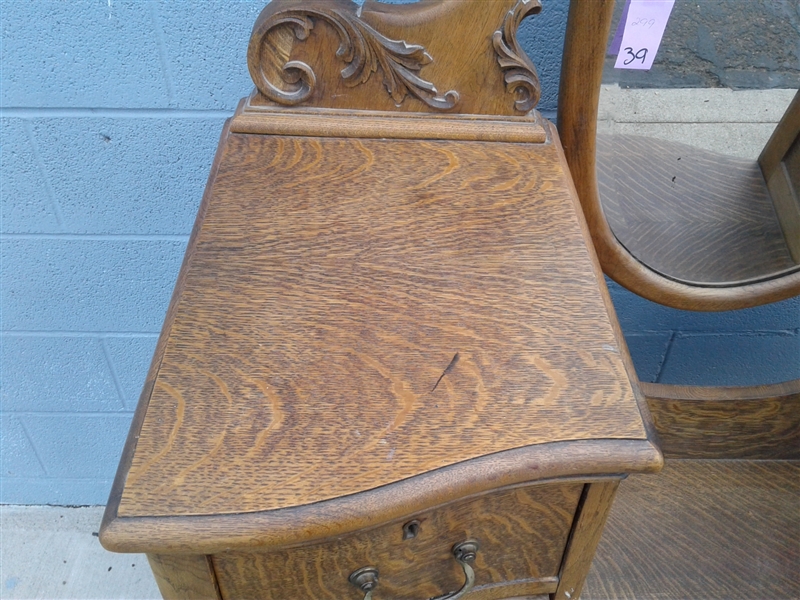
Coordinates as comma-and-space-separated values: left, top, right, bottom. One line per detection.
100, 438, 661, 555
230, 94, 548, 142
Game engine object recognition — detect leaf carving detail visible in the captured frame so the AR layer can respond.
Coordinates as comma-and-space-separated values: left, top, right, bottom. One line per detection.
250, 8, 459, 110
493, 0, 542, 113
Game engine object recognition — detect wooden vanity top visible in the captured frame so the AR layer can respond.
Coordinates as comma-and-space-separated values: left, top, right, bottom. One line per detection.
110, 125, 652, 521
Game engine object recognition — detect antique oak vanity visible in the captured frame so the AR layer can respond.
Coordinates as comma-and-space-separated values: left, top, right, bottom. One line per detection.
100, 1, 662, 598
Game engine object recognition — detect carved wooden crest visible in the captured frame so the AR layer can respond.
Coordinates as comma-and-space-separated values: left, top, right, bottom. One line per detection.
246, 0, 542, 116
248, 7, 460, 110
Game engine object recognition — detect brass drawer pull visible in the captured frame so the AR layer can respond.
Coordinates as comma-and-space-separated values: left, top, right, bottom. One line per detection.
349, 567, 380, 600
431, 540, 479, 600
348, 539, 479, 600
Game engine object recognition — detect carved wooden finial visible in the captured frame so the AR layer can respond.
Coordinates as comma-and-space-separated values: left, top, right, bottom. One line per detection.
246, 0, 542, 116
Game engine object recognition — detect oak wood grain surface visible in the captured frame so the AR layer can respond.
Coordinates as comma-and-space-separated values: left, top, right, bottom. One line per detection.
597, 134, 798, 285
584, 460, 800, 600
212, 482, 581, 599
643, 380, 800, 460
115, 131, 648, 520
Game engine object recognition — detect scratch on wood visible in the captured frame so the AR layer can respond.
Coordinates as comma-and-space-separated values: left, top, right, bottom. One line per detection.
432, 352, 460, 392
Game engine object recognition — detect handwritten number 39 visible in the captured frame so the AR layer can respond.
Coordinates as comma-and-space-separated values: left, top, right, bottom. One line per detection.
623, 47, 648, 66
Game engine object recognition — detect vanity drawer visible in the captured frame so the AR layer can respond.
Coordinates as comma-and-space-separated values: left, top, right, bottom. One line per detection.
212, 482, 583, 600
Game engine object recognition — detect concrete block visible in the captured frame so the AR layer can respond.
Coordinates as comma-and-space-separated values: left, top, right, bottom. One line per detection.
103, 336, 159, 409
518, 0, 569, 114
608, 279, 800, 335
623, 333, 672, 383
156, 1, 263, 110
20, 414, 133, 480
0, 506, 159, 598
1, 336, 122, 412
659, 332, 800, 387
29, 118, 222, 235
1, 239, 186, 332
1, 415, 46, 479
1, 1, 168, 108
0, 119, 60, 233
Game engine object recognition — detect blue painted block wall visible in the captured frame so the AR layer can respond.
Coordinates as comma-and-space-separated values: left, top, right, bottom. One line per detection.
1, 0, 798, 506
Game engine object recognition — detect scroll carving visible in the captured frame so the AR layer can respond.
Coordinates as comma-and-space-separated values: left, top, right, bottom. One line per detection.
493, 0, 542, 113
249, 7, 459, 111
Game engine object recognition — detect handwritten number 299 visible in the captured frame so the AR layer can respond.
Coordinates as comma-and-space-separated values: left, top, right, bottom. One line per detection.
623, 47, 648, 65
630, 17, 656, 28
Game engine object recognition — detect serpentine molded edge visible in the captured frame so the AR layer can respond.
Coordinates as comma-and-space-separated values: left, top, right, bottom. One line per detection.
100, 439, 661, 555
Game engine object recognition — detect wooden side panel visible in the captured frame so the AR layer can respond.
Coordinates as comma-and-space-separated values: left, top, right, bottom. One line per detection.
553, 480, 620, 600
786, 136, 800, 193
765, 163, 800, 263
759, 90, 800, 177
147, 554, 220, 600
760, 90, 800, 263
643, 381, 800, 460
584, 460, 800, 600
212, 483, 581, 600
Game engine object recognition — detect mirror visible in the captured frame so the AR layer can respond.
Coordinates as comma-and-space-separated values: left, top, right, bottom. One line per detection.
596, 0, 799, 287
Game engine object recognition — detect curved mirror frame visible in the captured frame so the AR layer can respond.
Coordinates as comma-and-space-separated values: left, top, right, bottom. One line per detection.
558, 0, 800, 310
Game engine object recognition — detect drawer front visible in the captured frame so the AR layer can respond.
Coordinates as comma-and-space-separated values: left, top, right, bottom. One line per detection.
212, 482, 583, 600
